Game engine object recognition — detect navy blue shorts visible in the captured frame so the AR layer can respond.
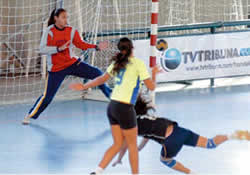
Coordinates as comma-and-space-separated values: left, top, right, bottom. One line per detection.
161, 125, 199, 158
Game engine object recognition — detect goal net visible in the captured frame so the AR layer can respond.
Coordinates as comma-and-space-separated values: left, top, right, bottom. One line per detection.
0, 0, 249, 105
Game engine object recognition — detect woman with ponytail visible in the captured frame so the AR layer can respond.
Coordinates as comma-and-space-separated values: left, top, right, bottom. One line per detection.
112, 94, 250, 174
22, 8, 112, 124
70, 37, 161, 174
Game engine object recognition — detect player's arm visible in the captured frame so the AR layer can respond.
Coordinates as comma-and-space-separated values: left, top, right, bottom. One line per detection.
69, 73, 110, 91
112, 138, 149, 167
137, 60, 161, 91
83, 73, 110, 89
138, 138, 149, 151
40, 28, 70, 54
72, 30, 98, 50
40, 29, 60, 54
70, 63, 114, 91
143, 65, 161, 91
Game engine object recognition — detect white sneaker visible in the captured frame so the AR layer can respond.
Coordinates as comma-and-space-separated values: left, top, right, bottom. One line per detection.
22, 116, 30, 125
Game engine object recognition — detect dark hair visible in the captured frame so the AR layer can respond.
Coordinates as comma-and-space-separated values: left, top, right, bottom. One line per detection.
134, 94, 155, 116
111, 37, 133, 74
48, 8, 66, 26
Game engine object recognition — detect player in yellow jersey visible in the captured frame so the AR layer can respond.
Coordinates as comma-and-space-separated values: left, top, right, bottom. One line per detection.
70, 37, 161, 174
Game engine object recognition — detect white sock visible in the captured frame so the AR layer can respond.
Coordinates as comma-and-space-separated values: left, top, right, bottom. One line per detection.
227, 133, 235, 140
95, 166, 104, 174
229, 135, 236, 140
190, 170, 199, 175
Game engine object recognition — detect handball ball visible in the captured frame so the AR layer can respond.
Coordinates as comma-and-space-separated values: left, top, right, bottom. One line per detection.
156, 39, 168, 51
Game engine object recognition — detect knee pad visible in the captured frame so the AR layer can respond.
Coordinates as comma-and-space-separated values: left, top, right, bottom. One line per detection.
160, 157, 177, 168
206, 138, 217, 149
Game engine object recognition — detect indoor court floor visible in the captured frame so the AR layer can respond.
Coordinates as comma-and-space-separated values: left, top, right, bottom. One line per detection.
1, 85, 250, 174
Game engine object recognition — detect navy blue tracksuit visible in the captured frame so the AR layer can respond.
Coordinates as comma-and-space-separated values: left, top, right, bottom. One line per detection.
28, 59, 111, 119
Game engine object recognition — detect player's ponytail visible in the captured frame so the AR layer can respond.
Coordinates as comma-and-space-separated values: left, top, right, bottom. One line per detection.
48, 8, 66, 26
111, 37, 133, 74
135, 94, 155, 116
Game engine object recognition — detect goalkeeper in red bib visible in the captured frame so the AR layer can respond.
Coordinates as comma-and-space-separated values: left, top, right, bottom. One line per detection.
22, 8, 111, 124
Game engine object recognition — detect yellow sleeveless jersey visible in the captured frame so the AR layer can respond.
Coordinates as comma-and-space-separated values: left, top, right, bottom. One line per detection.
107, 57, 150, 105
